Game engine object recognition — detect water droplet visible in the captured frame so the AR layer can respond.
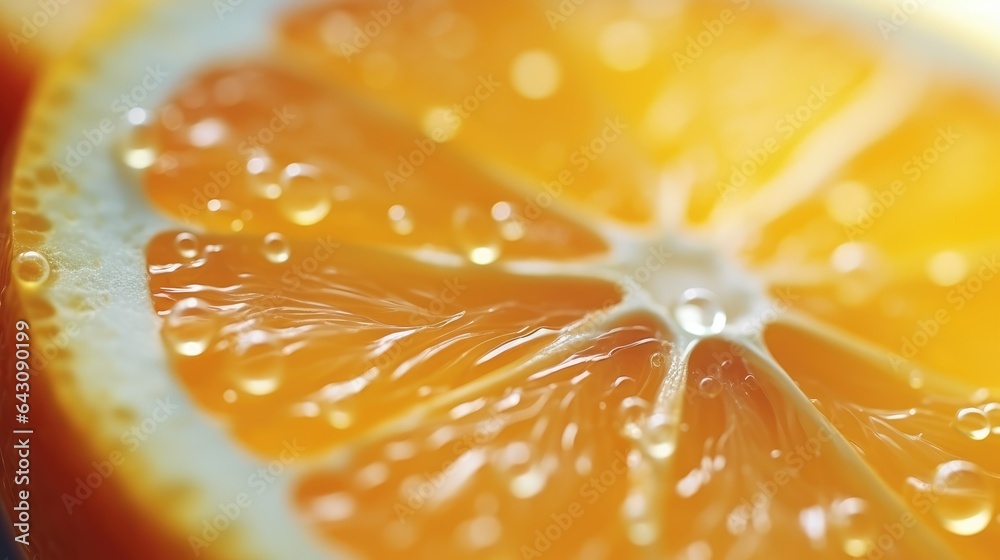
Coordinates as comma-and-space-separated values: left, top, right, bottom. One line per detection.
246, 157, 282, 199
230, 330, 283, 396
163, 298, 218, 357
490, 201, 512, 221
422, 106, 459, 142
456, 515, 502, 549
173, 232, 200, 259
927, 251, 967, 286
798, 505, 827, 545
830, 243, 884, 304
312, 492, 356, 522
492, 456, 537, 499
454, 205, 500, 265
650, 352, 665, 368
509, 466, 546, 499
510, 49, 561, 100
246, 156, 266, 174
829, 497, 875, 558
126, 107, 148, 126
680, 541, 712, 560
641, 412, 677, 460
699, 376, 722, 398
674, 288, 726, 335
188, 118, 227, 147
491, 201, 525, 241
931, 460, 994, 536
982, 403, 1000, 434
388, 204, 415, 235
598, 20, 652, 72
13, 251, 50, 287
278, 164, 332, 225
120, 121, 157, 170
262, 232, 290, 263
621, 490, 649, 521
290, 401, 320, 418
325, 404, 354, 429
494, 441, 537, 489
618, 397, 649, 440
497, 441, 531, 470
908, 370, 924, 389
954, 407, 990, 440
384, 440, 418, 461
831, 242, 869, 273
626, 519, 658, 546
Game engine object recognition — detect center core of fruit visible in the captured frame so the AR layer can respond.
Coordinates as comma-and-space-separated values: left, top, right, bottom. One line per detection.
625, 234, 768, 340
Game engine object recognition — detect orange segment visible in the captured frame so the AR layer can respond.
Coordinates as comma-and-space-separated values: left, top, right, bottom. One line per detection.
146, 231, 621, 456
664, 339, 960, 559
293, 315, 669, 558
143, 63, 608, 261
279, 0, 661, 223
770, 267, 1000, 389
765, 318, 1000, 557
749, 84, 1000, 388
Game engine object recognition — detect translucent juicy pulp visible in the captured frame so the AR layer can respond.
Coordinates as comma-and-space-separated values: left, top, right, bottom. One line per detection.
294, 317, 669, 559
143, 64, 607, 262
146, 231, 621, 456
665, 340, 953, 559
751, 85, 1000, 389
765, 321, 1000, 557
280, 0, 668, 224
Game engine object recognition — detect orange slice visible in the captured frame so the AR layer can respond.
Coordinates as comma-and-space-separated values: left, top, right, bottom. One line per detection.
3, 0, 1000, 559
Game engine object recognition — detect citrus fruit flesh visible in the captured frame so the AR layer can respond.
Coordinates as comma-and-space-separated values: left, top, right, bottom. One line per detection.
5, 0, 1000, 559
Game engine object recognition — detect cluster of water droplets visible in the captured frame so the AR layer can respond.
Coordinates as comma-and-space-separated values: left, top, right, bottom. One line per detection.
125, 104, 533, 268
788, 456, 995, 557
615, 351, 679, 461
119, 108, 158, 171
387, 201, 525, 265
120, 99, 348, 231
952, 402, 1000, 441
158, 231, 302, 399
838, 396, 1000, 541
796, 478, 992, 558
